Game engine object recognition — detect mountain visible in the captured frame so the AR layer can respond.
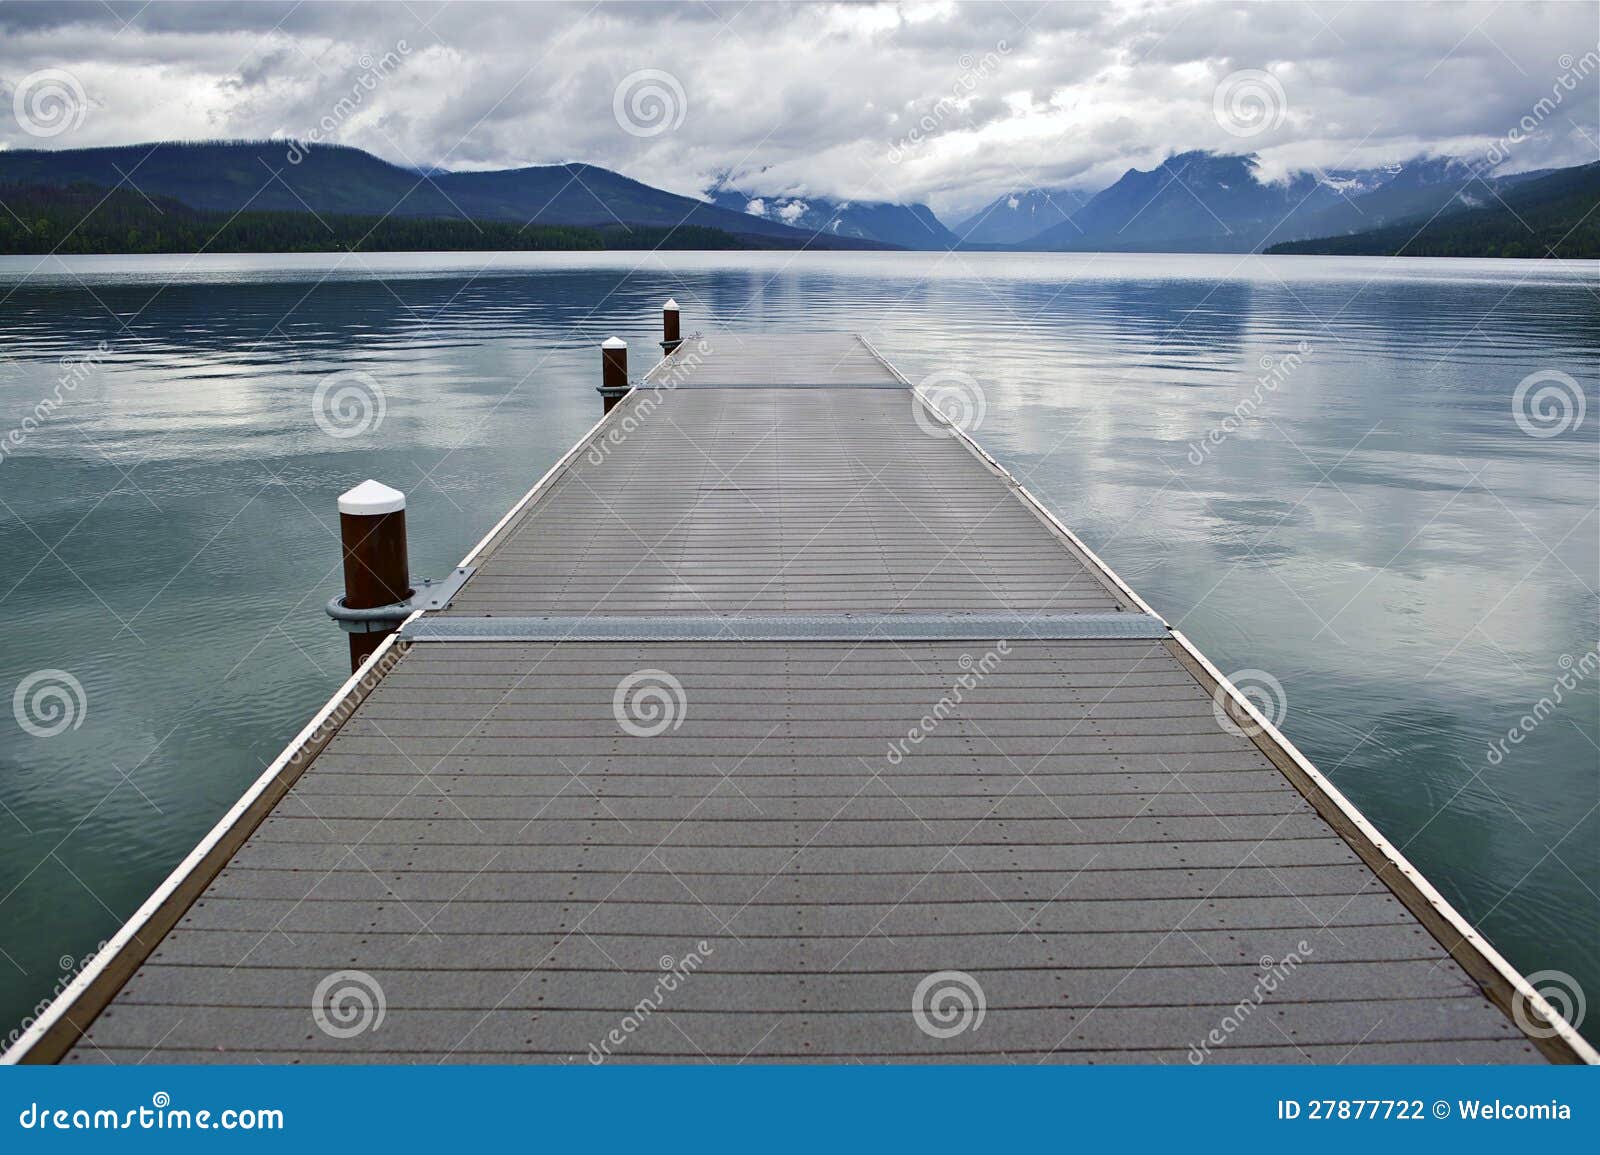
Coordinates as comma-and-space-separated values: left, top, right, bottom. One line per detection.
0, 181, 819, 255
705, 187, 956, 249
952, 187, 1094, 245
1027, 151, 1346, 251
1278, 156, 1513, 242
0, 140, 884, 247
1266, 163, 1600, 258
1021, 151, 1551, 253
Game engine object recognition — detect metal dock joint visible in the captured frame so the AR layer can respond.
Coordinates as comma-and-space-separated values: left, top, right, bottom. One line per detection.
324, 565, 475, 633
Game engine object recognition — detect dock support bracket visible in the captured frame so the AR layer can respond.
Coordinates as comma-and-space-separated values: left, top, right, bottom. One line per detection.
326, 566, 475, 633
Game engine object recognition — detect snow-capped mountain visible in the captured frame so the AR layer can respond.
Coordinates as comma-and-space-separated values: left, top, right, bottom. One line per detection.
953, 187, 1094, 245
704, 186, 957, 250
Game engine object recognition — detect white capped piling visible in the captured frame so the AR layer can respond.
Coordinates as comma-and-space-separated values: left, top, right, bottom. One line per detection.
337, 479, 409, 672
662, 299, 682, 356
598, 336, 630, 414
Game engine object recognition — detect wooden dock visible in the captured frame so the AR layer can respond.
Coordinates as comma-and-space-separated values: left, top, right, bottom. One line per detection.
8, 329, 1593, 1064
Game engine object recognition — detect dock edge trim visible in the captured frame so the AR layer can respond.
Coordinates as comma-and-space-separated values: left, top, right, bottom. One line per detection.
0, 358, 658, 1065
858, 332, 1595, 1065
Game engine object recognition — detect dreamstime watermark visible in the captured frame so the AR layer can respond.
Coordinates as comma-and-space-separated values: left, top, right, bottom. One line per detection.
289, 645, 404, 765
0, 341, 111, 467
613, 668, 687, 738
11, 68, 88, 138
886, 642, 1010, 765
586, 944, 714, 1063
912, 970, 986, 1039
913, 370, 987, 438
311, 969, 386, 1038
1212, 68, 1288, 139
3, 941, 108, 1051
1187, 341, 1312, 465
313, 369, 386, 439
1512, 368, 1586, 439
1212, 668, 1287, 739
16, 1093, 284, 1132
12, 670, 87, 738
1187, 943, 1313, 1063
1511, 969, 1587, 1039
1485, 49, 1600, 166
613, 69, 687, 137
285, 42, 410, 165
586, 337, 713, 467
1484, 644, 1600, 766
887, 42, 1010, 163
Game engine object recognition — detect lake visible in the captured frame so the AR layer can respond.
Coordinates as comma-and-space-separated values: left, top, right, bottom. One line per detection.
0, 250, 1595, 1045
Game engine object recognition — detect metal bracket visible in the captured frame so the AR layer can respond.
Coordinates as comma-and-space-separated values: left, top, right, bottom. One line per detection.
325, 566, 476, 634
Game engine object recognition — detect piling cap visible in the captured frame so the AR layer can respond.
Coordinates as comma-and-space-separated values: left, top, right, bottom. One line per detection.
339, 479, 406, 516
663, 298, 679, 311
602, 337, 627, 349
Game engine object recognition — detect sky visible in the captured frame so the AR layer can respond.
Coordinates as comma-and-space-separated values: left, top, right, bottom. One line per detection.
0, 0, 1596, 220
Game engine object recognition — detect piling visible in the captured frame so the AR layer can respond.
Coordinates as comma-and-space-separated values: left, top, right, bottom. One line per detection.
662, 299, 682, 356
337, 479, 409, 672
598, 336, 629, 414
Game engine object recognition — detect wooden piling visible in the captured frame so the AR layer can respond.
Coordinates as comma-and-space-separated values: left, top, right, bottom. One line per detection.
337, 479, 409, 672
598, 336, 629, 414
662, 298, 681, 356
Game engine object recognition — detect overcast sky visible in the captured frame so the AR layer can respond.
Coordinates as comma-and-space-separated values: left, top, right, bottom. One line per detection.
1, 0, 1596, 218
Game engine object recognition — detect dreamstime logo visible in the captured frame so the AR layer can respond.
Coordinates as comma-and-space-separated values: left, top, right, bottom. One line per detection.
1512, 970, 1586, 1039
913, 370, 986, 438
12, 68, 88, 138
3, 939, 108, 1050
612, 669, 687, 737
887, 643, 1009, 765
586, 943, 713, 1063
586, 337, 713, 467
887, 42, 1010, 162
1188, 944, 1312, 1063
311, 969, 386, 1038
1212, 669, 1286, 738
1212, 69, 1287, 138
286, 41, 411, 165
1485, 50, 1600, 166
1485, 644, 1600, 766
13, 670, 87, 738
1187, 341, 1312, 465
912, 970, 986, 1039
0, 341, 111, 468
312, 369, 386, 439
613, 69, 687, 138
291, 645, 404, 764
1512, 369, 1585, 438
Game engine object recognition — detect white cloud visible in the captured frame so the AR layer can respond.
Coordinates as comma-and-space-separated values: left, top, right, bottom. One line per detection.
0, 1, 1593, 220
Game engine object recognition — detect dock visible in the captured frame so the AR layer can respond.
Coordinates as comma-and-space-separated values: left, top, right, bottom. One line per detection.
8, 326, 1593, 1064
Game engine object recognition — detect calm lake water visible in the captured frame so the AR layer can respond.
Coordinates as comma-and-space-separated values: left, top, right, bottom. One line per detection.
1, 251, 1596, 1045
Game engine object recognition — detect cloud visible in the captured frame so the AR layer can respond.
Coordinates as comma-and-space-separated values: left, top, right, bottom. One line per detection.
0, 0, 1594, 219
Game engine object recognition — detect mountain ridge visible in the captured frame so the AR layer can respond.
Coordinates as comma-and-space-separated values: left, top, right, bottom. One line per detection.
1017, 151, 1520, 252
1265, 163, 1600, 257
0, 139, 1588, 256
0, 140, 889, 249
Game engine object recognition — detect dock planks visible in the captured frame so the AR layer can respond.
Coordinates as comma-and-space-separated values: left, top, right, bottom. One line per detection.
11, 332, 1587, 1065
